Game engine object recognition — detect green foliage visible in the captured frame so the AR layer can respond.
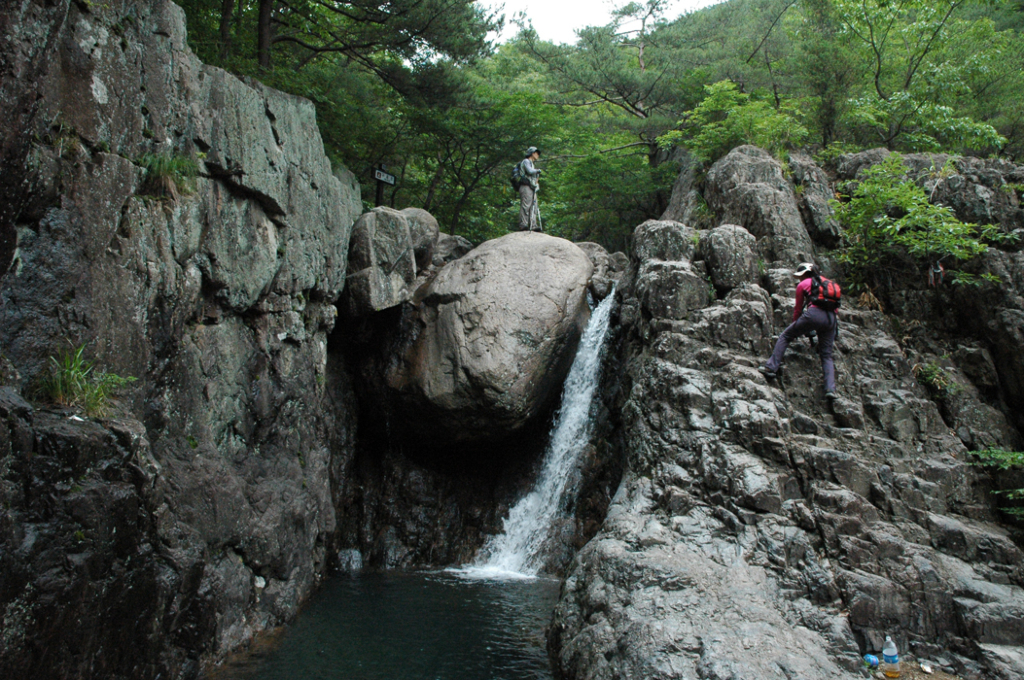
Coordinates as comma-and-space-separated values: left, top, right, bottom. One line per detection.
659, 81, 808, 163
971, 447, 1024, 516
138, 152, 200, 198
543, 148, 677, 251
912, 361, 962, 397
171, 0, 1024, 253
832, 153, 1007, 289
843, 92, 1006, 152
41, 345, 137, 417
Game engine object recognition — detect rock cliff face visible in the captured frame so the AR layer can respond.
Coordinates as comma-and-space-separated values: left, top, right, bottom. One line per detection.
551, 151, 1024, 679
0, 1, 361, 677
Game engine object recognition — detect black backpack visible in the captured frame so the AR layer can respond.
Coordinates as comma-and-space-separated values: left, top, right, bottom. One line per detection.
808, 274, 841, 311
510, 161, 525, 189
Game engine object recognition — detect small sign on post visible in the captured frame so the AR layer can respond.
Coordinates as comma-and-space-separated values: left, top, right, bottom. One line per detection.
374, 169, 396, 185
374, 165, 396, 207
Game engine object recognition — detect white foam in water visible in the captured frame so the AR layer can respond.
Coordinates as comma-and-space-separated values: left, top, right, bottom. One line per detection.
458, 289, 617, 581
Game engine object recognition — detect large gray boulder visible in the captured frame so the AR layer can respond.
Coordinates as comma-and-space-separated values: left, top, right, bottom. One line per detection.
704, 145, 816, 264
400, 207, 440, 270
383, 232, 593, 443
344, 207, 418, 316
700, 224, 759, 294
790, 151, 843, 246
632, 219, 699, 262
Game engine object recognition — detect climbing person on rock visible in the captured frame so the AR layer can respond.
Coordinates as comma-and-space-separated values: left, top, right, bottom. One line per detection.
517, 146, 543, 232
760, 262, 840, 399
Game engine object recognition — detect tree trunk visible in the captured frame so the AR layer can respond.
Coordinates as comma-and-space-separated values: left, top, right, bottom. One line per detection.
219, 0, 234, 60
423, 157, 445, 212
257, 0, 274, 69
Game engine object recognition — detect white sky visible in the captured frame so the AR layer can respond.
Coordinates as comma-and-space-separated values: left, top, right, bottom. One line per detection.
484, 0, 726, 45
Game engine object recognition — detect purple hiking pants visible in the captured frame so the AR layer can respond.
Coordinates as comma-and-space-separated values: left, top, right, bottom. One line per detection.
765, 305, 837, 392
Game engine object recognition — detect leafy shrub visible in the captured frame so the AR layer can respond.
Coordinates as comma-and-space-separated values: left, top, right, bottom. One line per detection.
832, 153, 1010, 290
41, 345, 136, 417
971, 448, 1024, 516
659, 81, 809, 164
138, 152, 200, 199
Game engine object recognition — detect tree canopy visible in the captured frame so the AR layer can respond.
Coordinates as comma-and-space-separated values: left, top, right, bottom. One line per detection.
176, 0, 1024, 251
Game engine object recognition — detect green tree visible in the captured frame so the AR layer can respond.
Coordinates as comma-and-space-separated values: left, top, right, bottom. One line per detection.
831, 0, 1006, 150
832, 153, 1008, 289
659, 80, 808, 163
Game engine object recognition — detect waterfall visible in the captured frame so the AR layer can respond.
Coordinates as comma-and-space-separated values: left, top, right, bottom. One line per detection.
462, 288, 617, 579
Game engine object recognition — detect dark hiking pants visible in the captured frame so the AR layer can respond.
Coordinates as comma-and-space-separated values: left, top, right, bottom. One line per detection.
765, 305, 837, 393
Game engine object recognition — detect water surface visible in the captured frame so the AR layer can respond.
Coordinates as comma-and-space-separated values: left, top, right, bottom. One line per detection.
208, 570, 561, 680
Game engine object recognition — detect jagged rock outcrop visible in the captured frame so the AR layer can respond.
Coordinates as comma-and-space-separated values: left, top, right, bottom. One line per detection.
0, 1, 360, 678
834, 150, 1024, 239
433, 233, 474, 266
829, 150, 1024, 434
790, 150, 843, 247
401, 207, 441, 270
660, 148, 714, 229
551, 170, 1024, 680
344, 207, 419, 316
704, 145, 816, 264
575, 241, 627, 300
700, 224, 759, 294
365, 232, 593, 444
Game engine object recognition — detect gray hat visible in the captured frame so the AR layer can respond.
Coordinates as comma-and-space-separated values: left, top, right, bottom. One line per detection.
525, 146, 540, 157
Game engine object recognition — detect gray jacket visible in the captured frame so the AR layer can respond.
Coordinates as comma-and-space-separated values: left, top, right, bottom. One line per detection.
521, 158, 541, 190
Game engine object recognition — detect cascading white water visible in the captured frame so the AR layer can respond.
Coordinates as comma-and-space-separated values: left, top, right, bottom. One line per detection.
464, 288, 617, 579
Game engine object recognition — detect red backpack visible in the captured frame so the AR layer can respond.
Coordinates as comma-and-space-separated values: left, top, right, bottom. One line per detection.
808, 275, 841, 311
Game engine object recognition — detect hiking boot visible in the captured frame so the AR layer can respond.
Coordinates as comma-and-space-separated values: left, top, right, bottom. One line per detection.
825, 391, 838, 400
759, 365, 777, 380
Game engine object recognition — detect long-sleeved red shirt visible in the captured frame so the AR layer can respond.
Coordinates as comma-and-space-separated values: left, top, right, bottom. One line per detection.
792, 277, 813, 322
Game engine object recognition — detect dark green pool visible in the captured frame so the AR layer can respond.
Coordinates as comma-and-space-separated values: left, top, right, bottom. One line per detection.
207, 570, 561, 680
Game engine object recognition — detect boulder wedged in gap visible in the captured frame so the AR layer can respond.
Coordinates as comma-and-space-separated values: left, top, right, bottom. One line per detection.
360, 232, 594, 446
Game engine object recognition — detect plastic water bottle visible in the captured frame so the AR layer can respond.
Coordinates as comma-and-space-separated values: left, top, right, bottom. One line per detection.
881, 636, 900, 678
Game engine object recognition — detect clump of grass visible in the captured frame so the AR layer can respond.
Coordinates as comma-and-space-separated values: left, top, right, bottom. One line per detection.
41, 344, 136, 417
138, 151, 200, 199
912, 361, 962, 398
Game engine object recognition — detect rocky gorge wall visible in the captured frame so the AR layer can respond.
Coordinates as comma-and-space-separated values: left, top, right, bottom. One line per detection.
549, 148, 1024, 679
0, 1, 364, 677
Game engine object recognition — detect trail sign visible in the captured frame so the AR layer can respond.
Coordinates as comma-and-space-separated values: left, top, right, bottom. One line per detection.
374, 169, 396, 185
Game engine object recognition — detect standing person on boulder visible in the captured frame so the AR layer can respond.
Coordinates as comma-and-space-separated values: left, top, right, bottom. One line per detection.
760, 262, 840, 399
517, 146, 542, 232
